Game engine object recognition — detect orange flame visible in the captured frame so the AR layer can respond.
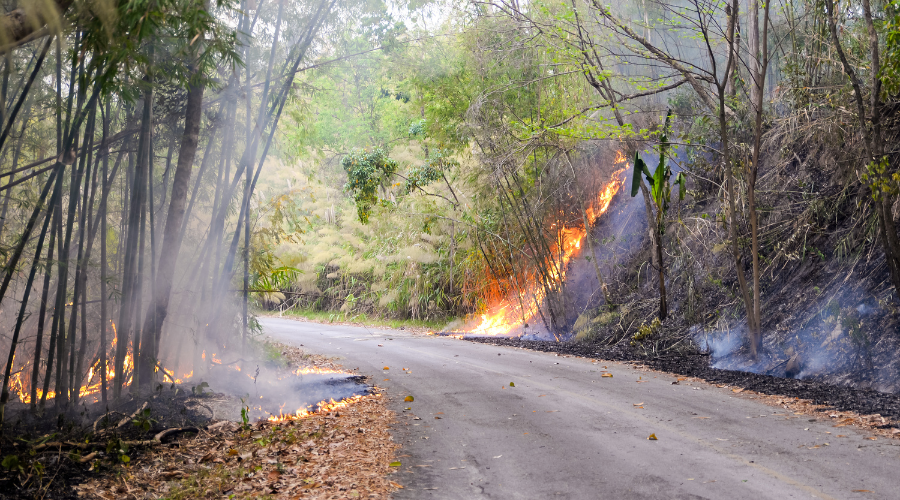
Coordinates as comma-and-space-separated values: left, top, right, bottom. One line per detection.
267, 395, 364, 422
467, 160, 627, 336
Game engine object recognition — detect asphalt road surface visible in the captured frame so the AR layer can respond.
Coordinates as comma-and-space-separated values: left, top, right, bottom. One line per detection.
261, 317, 900, 499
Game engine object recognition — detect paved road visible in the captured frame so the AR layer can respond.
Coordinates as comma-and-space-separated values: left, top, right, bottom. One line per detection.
261, 317, 900, 499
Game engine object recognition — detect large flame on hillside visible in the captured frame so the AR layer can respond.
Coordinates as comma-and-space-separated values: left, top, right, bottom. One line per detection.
468, 154, 628, 336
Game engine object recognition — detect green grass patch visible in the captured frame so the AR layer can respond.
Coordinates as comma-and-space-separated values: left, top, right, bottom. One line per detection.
264, 307, 451, 331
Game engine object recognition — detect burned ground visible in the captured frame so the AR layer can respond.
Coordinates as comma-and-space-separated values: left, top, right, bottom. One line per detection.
467, 335, 900, 427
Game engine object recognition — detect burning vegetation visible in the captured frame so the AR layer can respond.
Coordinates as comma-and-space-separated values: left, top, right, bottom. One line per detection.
463, 162, 628, 337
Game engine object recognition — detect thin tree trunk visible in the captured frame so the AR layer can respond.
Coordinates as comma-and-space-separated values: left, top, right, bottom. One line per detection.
73, 107, 100, 405
747, 0, 770, 359
131, 175, 147, 390
0, 100, 30, 241
718, 0, 755, 341
30, 199, 56, 410
0, 169, 58, 425
140, 73, 206, 387
41, 168, 64, 410
100, 99, 110, 404
114, 80, 152, 398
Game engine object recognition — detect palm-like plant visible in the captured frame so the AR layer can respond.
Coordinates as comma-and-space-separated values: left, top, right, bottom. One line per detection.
630, 110, 685, 321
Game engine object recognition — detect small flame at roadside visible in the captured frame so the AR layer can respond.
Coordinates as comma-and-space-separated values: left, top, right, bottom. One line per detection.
267, 395, 364, 422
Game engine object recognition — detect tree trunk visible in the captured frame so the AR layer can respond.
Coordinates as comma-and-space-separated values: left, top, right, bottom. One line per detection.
139, 78, 205, 387
114, 82, 152, 398
0, 169, 58, 425
30, 200, 56, 410
638, 179, 666, 320
747, 0, 770, 359
100, 99, 110, 404
40, 168, 64, 409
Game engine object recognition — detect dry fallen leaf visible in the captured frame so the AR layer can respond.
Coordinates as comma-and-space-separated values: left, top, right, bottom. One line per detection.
601, 373, 613, 378
732, 388, 744, 393
648, 434, 658, 440
404, 396, 414, 402
76, 343, 403, 500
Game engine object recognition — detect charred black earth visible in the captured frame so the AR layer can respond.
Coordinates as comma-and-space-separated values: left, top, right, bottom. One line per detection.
467, 336, 900, 424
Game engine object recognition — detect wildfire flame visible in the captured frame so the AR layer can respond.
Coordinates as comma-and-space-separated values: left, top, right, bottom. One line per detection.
292, 366, 347, 376
468, 157, 628, 336
8, 321, 363, 424
267, 395, 364, 422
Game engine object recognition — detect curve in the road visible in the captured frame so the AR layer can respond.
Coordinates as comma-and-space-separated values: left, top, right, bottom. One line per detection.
262, 317, 898, 500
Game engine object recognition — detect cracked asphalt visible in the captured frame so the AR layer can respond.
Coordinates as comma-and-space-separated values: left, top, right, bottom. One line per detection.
261, 317, 900, 499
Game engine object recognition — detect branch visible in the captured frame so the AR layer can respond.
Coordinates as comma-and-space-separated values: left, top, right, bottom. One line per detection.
589, 0, 732, 116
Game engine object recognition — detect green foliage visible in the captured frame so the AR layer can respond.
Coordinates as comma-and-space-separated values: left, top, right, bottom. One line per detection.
341, 148, 399, 223
1, 454, 21, 472
883, 1, 900, 95
240, 403, 250, 430
861, 156, 898, 202
631, 318, 661, 345
408, 119, 426, 137
631, 110, 684, 239
106, 438, 131, 464
192, 381, 210, 395
404, 150, 458, 194
132, 407, 157, 432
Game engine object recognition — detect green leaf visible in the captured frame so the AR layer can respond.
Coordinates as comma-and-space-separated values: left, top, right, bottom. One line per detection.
675, 172, 686, 201
652, 157, 665, 205
404, 395, 414, 402
631, 152, 648, 197
1, 455, 20, 470
509, 382, 515, 387
390, 461, 402, 467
